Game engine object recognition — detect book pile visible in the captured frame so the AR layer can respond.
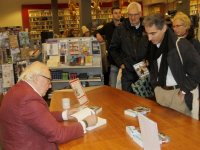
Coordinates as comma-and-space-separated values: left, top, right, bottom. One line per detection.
78, 105, 102, 114
124, 106, 151, 117
126, 126, 170, 148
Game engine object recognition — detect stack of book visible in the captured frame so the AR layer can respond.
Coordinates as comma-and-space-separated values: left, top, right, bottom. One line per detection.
126, 126, 170, 148
124, 106, 151, 117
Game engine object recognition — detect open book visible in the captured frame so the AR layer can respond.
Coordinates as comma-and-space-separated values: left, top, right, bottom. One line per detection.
71, 108, 106, 131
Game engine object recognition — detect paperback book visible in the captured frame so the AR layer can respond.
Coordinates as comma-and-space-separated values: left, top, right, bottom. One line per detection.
92, 41, 100, 54
78, 105, 102, 114
80, 39, 90, 55
133, 61, 149, 79
124, 106, 151, 117
69, 41, 79, 55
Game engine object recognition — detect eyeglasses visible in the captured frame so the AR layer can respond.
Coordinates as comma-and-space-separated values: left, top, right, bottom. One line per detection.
128, 13, 140, 18
39, 74, 52, 84
172, 25, 183, 29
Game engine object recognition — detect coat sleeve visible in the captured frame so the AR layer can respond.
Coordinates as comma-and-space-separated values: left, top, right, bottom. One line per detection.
93, 24, 106, 37
193, 39, 200, 56
20, 94, 84, 144
178, 39, 200, 92
109, 27, 123, 68
51, 111, 64, 122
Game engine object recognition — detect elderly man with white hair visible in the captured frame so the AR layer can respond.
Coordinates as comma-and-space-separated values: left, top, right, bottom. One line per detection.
109, 2, 148, 94
0, 61, 97, 150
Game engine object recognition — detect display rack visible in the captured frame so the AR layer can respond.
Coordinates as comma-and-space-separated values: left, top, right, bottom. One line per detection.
190, 0, 198, 15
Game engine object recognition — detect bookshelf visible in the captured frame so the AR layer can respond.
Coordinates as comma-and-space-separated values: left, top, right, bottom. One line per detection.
190, 0, 198, 15
28, 9, 80, 39
148, 4, 164, 15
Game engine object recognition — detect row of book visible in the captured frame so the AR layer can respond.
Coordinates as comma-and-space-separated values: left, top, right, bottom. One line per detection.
50, 71, 101, 80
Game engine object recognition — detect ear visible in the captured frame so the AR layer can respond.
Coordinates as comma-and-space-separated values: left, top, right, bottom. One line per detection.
33, 74, 39, 84
162, 24, 167, 33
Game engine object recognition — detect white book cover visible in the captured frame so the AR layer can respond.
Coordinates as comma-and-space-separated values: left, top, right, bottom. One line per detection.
86, 117, 107, 131
71, 108, 94, 122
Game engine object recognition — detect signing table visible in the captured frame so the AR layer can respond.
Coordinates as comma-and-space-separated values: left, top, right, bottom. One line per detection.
50, 86, 200, 150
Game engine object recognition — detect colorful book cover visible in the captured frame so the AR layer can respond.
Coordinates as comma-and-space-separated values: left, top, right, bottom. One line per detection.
19, 32, 30, 46
9, 35, 19, 48
69, 41, 79, 55
21, 47, 30, 60
133, 61, 149, 79
2, 64, 15, 88
80, 40, 90, 55
59, 41, 68, 55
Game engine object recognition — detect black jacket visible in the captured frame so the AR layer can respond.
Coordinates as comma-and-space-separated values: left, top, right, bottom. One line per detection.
93, 21, 118, 66
109, 18, 148, 72
149, 28, 200, 110
186, 27, 200, 55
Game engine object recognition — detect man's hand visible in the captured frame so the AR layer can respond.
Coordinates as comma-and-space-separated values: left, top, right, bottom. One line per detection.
83, 115, 97, 127
178, 91, 185, 101
96, 33, 104, 42
67, 108, 80, 120
121, 64, 125, 69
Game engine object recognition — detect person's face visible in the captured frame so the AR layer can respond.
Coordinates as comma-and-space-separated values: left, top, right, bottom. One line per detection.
84, 31, 90, 37
127, 7, 141, 26
112, 9, 121, 21
37, 69, 52, 97
172, 19, 188, 37
145, 24, 167, 45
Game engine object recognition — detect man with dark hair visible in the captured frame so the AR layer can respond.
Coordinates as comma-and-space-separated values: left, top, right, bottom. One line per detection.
109, 2, 148, 93
143, 12, 200, 119
93, 6, 121, 87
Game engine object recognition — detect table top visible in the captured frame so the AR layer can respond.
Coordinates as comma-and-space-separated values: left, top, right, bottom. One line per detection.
50, 86, 200, 150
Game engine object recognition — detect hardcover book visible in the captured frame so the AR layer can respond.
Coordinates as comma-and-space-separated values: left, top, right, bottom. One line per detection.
133, 61, 149, 79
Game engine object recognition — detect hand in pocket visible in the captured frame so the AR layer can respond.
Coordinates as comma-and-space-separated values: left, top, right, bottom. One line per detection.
178, 91, 185, 101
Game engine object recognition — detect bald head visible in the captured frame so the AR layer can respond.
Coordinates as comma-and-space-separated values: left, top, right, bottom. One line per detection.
18, 61, 49, 82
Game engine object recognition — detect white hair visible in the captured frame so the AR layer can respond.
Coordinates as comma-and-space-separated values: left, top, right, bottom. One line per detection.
127, 2, 142, 13
18, 61, 48, 82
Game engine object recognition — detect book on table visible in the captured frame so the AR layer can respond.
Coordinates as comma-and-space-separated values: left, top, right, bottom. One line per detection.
71, 108, 106, 131
124, 106, 151, 117
78, 105, 102, 114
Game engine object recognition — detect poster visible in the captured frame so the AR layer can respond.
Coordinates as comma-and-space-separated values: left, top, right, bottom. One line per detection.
69, 39, 79, 55
92, 41, 100, 54
80, 39, 90, 55
46, 40, 59, 55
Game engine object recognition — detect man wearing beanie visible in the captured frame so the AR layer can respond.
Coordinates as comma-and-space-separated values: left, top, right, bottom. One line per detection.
82, 26, 90, 37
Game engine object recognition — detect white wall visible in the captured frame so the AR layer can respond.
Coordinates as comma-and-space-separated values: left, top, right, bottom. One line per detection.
0, 0, 68, 27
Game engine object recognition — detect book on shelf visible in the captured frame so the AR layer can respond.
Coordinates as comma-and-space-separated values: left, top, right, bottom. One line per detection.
124, 106, 151, 117
78, 105, 102, 114
85, 55, 93, 66
126, 126, 170, 148
71, 107, 106, 131
133, 61, 149, 79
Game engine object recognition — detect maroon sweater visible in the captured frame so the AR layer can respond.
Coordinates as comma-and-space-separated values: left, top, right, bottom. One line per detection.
0, 81, 84, 150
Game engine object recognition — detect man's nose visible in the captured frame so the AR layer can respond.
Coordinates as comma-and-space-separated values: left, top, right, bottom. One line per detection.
148, 35, 152, 41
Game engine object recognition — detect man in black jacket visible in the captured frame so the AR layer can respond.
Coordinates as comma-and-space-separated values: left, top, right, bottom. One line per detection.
143, 12, 200, 119
109, 2, 148, 93
93, 7, 121, 87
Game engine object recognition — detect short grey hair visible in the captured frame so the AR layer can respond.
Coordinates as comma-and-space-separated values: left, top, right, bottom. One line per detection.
127, 2, 142, 13
143, 12, 166, 30
18, 61, 48, 82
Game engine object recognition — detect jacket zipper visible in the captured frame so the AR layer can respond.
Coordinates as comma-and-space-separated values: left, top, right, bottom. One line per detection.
133, 34, 137, 61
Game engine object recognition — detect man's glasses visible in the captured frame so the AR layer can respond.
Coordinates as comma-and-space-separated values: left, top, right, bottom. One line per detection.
172, 25, 183, 29
128, 13, 140, 18
39, 74, 52, 84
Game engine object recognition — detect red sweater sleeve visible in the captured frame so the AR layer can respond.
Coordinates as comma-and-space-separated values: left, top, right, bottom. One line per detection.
20, 93, 84, 144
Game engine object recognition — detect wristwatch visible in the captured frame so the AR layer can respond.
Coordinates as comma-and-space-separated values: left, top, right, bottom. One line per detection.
82, 119, 88, 128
